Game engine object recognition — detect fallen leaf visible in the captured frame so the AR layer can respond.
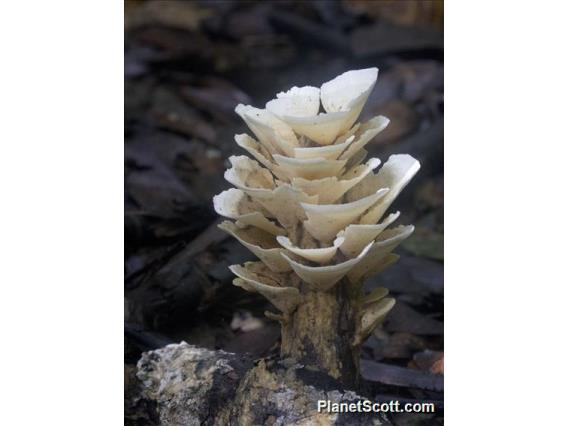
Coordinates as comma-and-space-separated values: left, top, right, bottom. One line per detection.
372, 331, 428, 360
384, 301, 443, 335
344, 0, 443, 31
361, 359, 443, 391
412, 350, 444, 375
126, 0, 213, 32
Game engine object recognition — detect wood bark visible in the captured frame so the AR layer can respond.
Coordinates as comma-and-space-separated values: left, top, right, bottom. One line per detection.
126, 342, 392, 426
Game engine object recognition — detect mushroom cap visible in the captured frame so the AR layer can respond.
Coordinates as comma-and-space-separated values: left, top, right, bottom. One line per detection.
337, 211, 401, 258
301, 188, 389, 243
230, 263, 300, 313
281, 241, 374, 291
348, 225, 414, 283
266, 68, 379, 145
219, 221, 291, 272
277, 235, 344, 264
216, 68, 419, 306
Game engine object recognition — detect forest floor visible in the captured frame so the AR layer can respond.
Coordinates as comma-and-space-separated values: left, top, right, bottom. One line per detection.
125, 1, 444, 425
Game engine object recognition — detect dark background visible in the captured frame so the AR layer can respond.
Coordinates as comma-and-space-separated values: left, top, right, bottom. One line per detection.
125, 1, 443, 424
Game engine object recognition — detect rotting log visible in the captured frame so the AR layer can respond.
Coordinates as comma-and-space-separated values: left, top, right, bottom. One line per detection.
126, 342, 392, 426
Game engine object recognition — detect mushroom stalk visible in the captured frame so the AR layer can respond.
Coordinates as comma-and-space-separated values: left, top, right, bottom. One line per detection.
280, 279, 362, 388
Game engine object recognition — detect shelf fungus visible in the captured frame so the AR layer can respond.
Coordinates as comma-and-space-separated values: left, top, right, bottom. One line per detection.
213, 68, 420, 388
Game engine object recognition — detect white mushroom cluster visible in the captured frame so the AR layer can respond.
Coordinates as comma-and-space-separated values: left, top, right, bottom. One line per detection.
213, 68, 420, 330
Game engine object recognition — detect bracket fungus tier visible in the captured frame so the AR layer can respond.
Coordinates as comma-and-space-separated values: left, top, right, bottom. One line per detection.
213, 68, 420, 388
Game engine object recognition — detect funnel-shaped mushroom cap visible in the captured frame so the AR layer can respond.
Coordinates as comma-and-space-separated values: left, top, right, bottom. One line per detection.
281, 241, 374, 291
273, 154, 347, 180
224, 155, 275, 193
235, 104, 299, 156
234, 134, 289, 181
230, 263, 300, 313
213, 188, 260, 219
266, 68, 378, 145
292, 136, 354, 160
302, 188, 389, 243
264, 86, 321, 118
291, 158, 381, 204
356, 297, 396, 344
363, 287, 390, 306
348, 225, 414, 283
213, 188, 284, 235
235, 213, 284, 236
250, 184, 318, 229
338, 116, 390, 161
337, 211, 400, 258
345, 148, 369, 170
320, 68, 378, 114
277, 235, 344, 264
219, 221, 290, 272
348, 154, 421, 224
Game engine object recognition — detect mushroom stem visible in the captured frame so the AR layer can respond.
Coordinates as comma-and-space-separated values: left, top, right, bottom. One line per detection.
280, 279, 362, 389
